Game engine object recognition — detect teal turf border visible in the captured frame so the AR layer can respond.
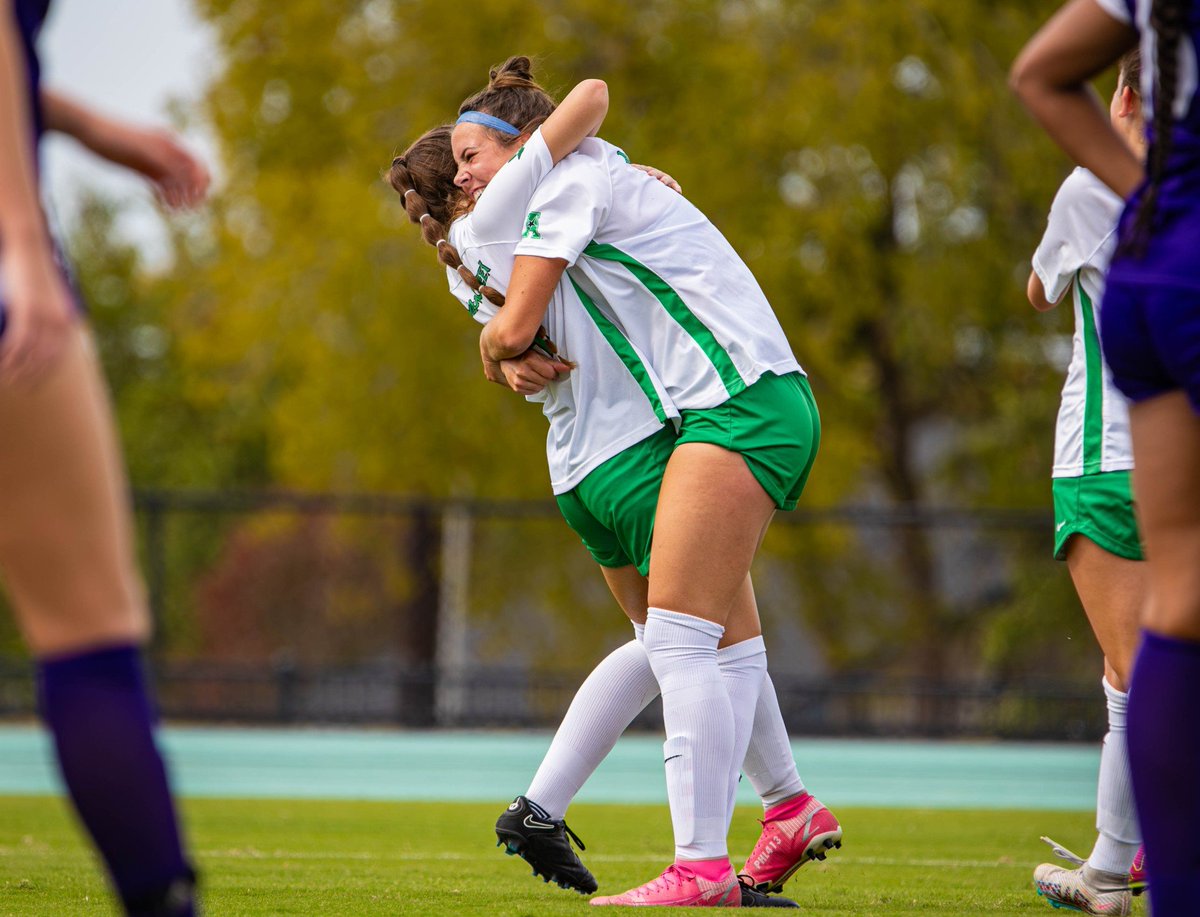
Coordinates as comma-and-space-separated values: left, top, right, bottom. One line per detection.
0, 725, 1099, 811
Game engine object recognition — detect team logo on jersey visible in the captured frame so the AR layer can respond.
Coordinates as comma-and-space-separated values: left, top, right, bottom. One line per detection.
467, 261, 492, 316
522, 211, 542, 240
616, 149, 630, 164
509, 146, 525, 162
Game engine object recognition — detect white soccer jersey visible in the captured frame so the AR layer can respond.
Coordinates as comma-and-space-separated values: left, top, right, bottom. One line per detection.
1032, 167, 1133, 477
445, 128, 677, 494
513, 139, 803, 411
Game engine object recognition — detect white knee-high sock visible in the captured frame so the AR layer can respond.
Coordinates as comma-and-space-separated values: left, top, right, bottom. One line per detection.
716, 637, 767, 828
742, 672, 806, 808
525, 633, 660, 820
1088, 676, 1141, 874
644, 607, 734, 861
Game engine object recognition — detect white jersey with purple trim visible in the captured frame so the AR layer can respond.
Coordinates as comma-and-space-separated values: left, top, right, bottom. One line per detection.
512, 138, 803, 412
445, 128, 677, 495
1033, 167, 1133, 477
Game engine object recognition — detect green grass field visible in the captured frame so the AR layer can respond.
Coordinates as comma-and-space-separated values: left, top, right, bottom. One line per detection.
0, 797, 1142, 915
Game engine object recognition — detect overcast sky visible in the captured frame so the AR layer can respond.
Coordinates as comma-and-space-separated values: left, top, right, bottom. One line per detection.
39, 0, 217, 262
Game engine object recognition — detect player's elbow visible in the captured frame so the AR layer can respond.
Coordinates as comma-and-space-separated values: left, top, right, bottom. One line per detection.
1008, 52, 1045, 108
580, 79, 609, 107
1026, 271, 1054, 312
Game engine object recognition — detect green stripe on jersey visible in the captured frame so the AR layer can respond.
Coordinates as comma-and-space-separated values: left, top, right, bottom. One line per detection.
583, 241, 746, 398
568, 276, 668, 424
1077, 272, 1105, 474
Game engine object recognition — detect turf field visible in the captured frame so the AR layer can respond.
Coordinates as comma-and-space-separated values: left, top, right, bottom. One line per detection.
0, 797, 1141, 915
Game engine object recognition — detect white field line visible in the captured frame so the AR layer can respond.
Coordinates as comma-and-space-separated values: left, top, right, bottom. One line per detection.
0, 846, 1018, 869
183, 850, 1013, 869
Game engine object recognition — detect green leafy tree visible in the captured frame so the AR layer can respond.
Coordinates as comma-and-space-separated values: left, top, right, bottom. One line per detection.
59, 0, 1096, 683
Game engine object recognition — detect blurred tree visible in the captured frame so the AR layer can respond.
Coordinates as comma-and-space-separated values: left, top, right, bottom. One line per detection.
47, 0, 1093, 683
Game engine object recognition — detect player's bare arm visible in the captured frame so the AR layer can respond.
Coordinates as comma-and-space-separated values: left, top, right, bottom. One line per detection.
42, 90, 210, 209
479, 255, 567, 365
1010, 0, 1141, 197
1027, 270, 1058, 311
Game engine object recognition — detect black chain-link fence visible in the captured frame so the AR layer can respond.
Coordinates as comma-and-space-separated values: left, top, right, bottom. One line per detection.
0, 490, 1113, 740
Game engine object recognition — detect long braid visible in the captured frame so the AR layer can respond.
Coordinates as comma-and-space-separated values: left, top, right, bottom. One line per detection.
1127, 0, 1186, 254
386, 140, 505, 307
385, 126, 566, 359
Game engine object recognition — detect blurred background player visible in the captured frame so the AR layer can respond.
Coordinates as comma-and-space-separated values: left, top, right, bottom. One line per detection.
389, 58, 840, 908
1012, 1, 1200, 914
0, 0, 208, 913
1026, 48, 1147, 917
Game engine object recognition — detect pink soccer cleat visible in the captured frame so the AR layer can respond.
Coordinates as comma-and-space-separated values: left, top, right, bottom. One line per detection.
590, 862, 741, 907
1128, 844, 1147, 896
740, 793, 843, 894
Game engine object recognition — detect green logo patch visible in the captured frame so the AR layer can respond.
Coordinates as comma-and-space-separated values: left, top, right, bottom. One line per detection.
467, 260, 492, 316
522, 211, 542, 240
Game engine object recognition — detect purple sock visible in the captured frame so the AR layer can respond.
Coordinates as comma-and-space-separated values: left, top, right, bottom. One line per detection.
1127, 631, 1200, 916
37, 644, 195, 916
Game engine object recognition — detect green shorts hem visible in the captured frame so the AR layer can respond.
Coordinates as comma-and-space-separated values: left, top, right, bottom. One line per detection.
675, 372, 820, 511
555, 426, 675, 575
1051, 471, 1143, 562
1054, 523, 1144, 563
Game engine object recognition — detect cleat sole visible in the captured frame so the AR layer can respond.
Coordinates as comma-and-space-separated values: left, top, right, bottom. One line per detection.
1035, 887, 1097, 914
757, 830, 845, 894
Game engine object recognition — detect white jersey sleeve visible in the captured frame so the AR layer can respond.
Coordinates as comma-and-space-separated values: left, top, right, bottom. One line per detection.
445, 221, 500, 326
1032, 167, 1121, 305
1091, 0, 1134, 25
512, 146, 612, 264
469, 127, 554, 242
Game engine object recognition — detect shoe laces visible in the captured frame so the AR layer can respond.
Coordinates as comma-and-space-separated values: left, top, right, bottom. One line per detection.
560, 818, 586, 852
641, 864, 687, 894
1041, 836, 1087, 867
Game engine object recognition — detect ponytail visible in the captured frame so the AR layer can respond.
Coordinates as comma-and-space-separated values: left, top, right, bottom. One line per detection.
1126, 0, 1185, 255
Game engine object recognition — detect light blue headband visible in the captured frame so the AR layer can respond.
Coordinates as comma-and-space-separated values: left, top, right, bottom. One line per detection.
456, 110, 521, 136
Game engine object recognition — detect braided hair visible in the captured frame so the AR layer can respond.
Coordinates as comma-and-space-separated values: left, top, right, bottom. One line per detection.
386, 126, 505, 308
1126, 0, 1186, 254
386, 64, 569, 360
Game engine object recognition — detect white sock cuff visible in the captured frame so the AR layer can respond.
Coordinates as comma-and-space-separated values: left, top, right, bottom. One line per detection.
646, 607, 725, 641
717, 635, 766, 663
632, 621, 646, 643
1102, 676, 1128, 728
1102, 675, 1127, 704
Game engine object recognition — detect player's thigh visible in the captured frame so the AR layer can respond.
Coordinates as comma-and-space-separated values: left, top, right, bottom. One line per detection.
0, 327, 148, 654
647, 442, 775, 623
719, 574, 763, 648
1064, 535, 1146, 688
601, 565, 649, 625
1129, 391, 1200, 640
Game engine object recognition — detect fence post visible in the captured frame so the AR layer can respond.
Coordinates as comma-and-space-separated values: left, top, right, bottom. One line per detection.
400, 501, 440, 726
275, 656, 298, 722
142, 491, 168, 652
436, 500, 472, 726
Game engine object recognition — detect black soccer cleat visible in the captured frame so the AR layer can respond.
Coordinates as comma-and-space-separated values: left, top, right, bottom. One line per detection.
123, 866, 199, 917
494, 796, 598, 894
739, 874, 801, 908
